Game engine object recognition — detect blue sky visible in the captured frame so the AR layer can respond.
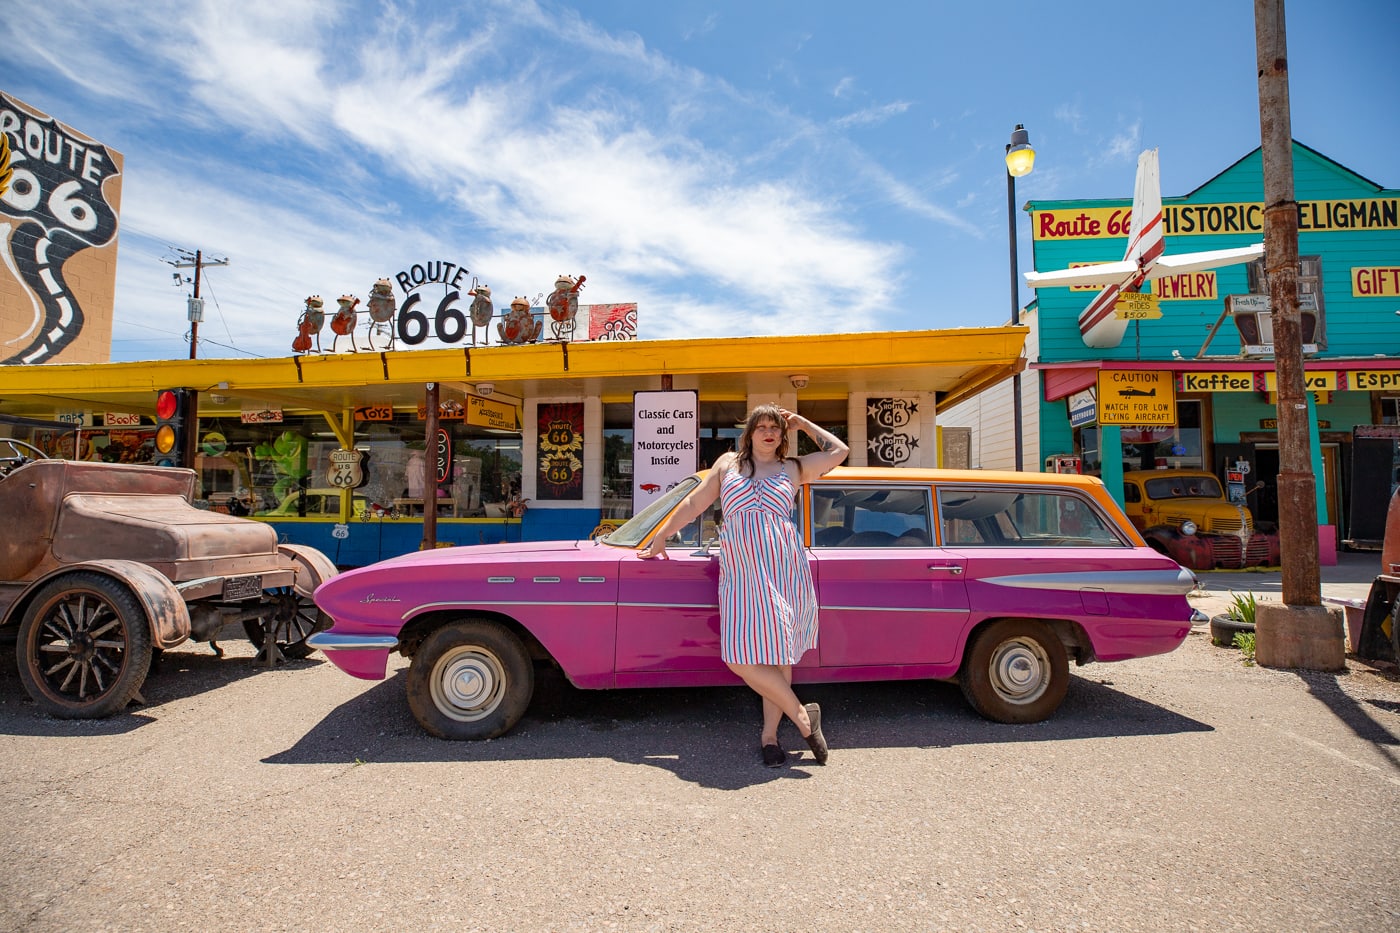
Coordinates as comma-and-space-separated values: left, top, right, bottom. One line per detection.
3, 0, 1396, 362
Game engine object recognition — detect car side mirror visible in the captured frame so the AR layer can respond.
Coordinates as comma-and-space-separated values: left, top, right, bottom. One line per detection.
691, 535, 720, 558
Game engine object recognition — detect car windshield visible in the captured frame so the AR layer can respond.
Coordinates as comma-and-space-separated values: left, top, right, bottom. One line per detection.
1144, 475, 1224, 500
598, 476, 702, 547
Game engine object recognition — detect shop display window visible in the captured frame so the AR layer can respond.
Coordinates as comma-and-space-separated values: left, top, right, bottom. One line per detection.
1075, 400, 1204, 475
15, 412, 522, 519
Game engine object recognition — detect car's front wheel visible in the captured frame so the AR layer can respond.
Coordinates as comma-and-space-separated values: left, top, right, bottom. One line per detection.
406, 620, 534, 740
959, 619, 1068, 724
17, 572, 153, 718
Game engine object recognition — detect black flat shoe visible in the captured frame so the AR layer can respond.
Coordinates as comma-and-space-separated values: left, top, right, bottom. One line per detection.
803, 702, 829, 765
761, 743, 786, 768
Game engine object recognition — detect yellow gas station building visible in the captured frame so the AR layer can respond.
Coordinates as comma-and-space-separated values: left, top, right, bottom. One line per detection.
0, 327, 1026, 566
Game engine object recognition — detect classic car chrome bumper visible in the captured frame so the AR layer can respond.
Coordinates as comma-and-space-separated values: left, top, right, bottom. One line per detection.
306, 632, 400, 651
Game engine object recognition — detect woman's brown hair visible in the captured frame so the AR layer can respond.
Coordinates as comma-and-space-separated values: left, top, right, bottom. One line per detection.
735, 403, 789, 477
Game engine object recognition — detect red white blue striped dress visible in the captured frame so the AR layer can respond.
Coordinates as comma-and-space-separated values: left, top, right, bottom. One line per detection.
717, 465, 818, 665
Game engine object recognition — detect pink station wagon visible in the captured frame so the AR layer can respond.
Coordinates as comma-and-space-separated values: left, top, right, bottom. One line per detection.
309, 467, 1198, 740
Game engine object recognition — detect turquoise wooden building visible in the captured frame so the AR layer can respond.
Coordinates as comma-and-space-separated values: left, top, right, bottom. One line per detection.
1026, 141, 1400, 553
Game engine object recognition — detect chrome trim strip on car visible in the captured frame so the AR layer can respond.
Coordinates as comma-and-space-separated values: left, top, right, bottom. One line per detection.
578, 576, 607, 583
821, 605, 965, 613
618, 602, 719, 610
533, 576, 561, 583
487, 576, 516, 583
306, 632, 399, 651
404, 600, 617, 619
981, 567, 1196, 595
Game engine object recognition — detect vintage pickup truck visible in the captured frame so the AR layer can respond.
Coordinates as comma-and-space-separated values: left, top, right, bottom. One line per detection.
0, 438, 337, 718
1121, 469, 1281, 571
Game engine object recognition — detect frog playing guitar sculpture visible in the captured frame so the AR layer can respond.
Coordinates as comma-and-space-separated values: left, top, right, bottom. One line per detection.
498, 295, 543, 346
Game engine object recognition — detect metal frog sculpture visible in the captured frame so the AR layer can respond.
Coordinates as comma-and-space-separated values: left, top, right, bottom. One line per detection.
467, 281, 494, 346
329, 294, 360, 352
364, 277, 398, 351
292, 295, 325, 354
545, 274, 586, 340
498, 295, 542, 346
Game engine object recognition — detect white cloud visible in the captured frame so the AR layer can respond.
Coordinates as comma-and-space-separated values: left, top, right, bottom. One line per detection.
12, 0, 986, 360
832, 101, 912, 129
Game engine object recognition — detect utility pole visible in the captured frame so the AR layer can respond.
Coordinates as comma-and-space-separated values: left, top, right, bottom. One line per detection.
1252, 0, 1343, 670
165, 249, 229, 470
167, 249, 229, 360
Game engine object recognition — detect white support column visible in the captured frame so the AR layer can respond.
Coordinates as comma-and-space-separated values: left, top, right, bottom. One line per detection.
583, 396, 603, 509
847, 394, 867, 466
522, 399, 539, 503
919, 390, 938, 468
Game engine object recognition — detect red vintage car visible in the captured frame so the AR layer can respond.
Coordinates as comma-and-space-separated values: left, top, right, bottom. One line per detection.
310, 467, 1198, 740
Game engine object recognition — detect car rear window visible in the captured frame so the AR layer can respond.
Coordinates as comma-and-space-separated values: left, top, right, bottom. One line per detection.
937, 486, 1127, 548
809, 485, 933, 548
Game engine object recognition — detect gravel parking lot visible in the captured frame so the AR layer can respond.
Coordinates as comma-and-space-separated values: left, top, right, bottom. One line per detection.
1, 555, 1396, 933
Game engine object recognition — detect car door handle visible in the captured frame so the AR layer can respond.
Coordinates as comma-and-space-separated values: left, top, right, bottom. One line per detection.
927, 564, 964, 575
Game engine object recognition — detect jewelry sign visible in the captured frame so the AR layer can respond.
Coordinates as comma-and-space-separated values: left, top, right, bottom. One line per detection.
632, 391, 698, 510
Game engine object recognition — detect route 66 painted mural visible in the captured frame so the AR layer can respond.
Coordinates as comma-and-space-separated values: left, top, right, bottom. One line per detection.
0, 91, 122, 365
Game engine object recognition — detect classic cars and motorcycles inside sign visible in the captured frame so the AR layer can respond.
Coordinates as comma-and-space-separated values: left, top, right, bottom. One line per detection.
632, 391, 698, 509
536, 402, 584, 501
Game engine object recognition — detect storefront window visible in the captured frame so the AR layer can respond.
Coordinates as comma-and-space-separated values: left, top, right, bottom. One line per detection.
17, 410, 522, 518
1076, 400, 1204, 475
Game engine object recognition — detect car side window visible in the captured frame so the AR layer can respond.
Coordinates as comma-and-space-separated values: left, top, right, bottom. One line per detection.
937, 486, 1127, 547
808, 486, 932, 548
1123, 485, 1141, 504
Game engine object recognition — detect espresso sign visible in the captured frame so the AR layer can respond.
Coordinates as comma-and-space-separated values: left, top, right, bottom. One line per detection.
632, 390, 698, 510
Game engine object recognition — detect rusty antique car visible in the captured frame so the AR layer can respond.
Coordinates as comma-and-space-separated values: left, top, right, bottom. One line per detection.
0, 439, 337, 718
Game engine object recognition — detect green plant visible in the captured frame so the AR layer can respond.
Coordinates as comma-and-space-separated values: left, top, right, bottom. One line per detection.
1225, 591, 1258, 626
1233, 631, 1257, 665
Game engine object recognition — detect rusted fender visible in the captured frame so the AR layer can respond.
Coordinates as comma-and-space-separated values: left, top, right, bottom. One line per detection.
2, 559, 191, 650
278, 543, 338, 597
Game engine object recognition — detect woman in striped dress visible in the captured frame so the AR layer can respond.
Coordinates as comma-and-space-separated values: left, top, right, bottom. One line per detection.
639, 404, 849, 766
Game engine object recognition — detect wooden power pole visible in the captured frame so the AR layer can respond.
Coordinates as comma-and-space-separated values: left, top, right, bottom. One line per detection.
1253, 0, 1343, 669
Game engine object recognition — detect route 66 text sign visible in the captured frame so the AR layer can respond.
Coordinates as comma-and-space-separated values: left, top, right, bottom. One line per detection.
327, 449, 366, 488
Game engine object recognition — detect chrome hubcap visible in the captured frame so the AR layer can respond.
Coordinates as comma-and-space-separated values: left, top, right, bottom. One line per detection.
988, 637, 1050, 705
431, 647, 505, 722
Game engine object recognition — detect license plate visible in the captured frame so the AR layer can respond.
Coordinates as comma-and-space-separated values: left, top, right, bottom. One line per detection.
223, 575, 263, 601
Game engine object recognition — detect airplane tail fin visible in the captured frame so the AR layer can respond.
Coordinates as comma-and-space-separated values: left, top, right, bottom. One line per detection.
1125, 148, 1164, 270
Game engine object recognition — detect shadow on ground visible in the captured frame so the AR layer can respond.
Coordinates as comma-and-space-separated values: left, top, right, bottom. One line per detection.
0, 639, 321, 738
262, 666, 1213, 790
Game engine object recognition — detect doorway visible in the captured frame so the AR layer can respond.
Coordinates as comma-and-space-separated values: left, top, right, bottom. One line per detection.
1254, 443, 1343, 538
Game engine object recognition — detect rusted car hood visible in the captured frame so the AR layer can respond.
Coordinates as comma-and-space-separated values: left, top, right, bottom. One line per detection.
54, 493, 280, 563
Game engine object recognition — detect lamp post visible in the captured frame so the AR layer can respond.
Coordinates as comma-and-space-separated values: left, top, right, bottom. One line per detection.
1006, 124, 1035, 471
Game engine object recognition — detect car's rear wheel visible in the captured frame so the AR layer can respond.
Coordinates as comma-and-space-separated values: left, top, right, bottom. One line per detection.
17, 572, 152, 718
406, 620, 534, 740
959, 619, 1068, 724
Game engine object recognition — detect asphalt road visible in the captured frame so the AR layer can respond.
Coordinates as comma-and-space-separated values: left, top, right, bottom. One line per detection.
1, 555, 1396, 933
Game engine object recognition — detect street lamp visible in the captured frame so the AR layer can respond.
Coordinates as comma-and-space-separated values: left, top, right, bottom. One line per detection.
1006, 123, 1035, 471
